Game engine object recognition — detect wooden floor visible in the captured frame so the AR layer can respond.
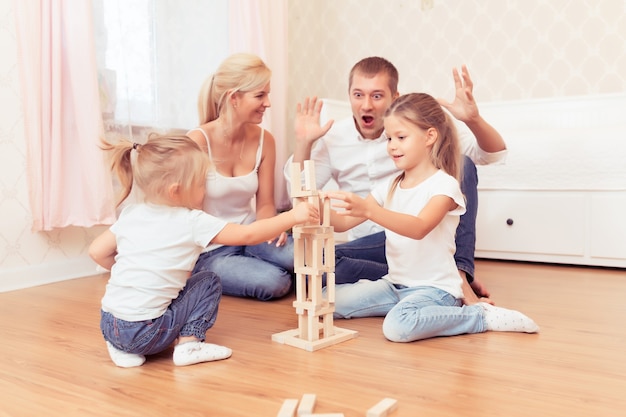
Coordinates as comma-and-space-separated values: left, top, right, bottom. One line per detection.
0, 260, 625, 417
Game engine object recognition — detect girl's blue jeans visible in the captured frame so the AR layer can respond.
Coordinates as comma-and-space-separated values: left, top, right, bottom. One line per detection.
101, 270, 222, 356
333, 279, 487, 342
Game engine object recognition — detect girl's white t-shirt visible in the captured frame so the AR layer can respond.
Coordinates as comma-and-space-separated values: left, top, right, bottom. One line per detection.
101, 203, 227, 321
371, 170, 466, 298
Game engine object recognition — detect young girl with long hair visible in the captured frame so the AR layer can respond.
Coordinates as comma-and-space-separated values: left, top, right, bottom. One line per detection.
89, 134, 318, 367
325, 93, 538, 342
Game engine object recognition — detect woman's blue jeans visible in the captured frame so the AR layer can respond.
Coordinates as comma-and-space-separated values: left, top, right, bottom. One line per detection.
334, 156, 478, 284
192, 236, 295, 301
101, 270, 222, 356
333, 279, 487, 342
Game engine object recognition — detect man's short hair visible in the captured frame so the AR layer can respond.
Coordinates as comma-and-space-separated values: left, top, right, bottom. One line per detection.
348, 57, 399, 94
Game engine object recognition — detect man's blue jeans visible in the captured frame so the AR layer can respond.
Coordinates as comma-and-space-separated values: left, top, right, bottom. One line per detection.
334, 156, 478, 284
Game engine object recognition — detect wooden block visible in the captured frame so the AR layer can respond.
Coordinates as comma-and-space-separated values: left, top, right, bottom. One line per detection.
304, 237, 313, 268
306, 311, 319, 341
321, 196, 331, 227
294, 236, 305, 269
292, 301, 335, 316
297, 311, 308, 340
366, 398, 398, 417
326, 272, 335, 303
297, 393, 316, 416
272, 326, 358, 352
322, 312, 334, 337
294, 273, 306, 301
312, 237, 323, 270
295, 265, 333, 275
290, 163, 303, 196
308, 414, 344, 417
302, 160, 317, 191
310, 272, 322, 307
277, 399, 299, 417
324, 236, 335, 268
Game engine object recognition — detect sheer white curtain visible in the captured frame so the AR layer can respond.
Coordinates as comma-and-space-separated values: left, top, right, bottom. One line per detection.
15, 0, 116, 231
229, 0, 290, 210
93, 0, 229, 135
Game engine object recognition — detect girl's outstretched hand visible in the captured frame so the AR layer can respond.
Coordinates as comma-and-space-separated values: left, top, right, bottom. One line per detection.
292, 201, 320, 225
326, 191, 368, 217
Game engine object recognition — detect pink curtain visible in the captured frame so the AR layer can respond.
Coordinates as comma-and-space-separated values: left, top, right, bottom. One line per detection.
15, 0, 116, 231
229, 0, 290, 210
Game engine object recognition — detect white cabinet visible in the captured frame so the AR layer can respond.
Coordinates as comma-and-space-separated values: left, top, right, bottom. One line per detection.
476, 191, 585, 258
475, 94, 626, 268
476, 190, 626, 268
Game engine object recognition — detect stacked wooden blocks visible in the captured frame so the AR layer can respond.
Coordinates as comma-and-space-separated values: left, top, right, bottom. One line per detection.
271, 161, 357, 352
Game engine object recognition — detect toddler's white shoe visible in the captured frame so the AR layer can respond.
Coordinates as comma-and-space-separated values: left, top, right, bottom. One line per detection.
173, 341, 232, 366
106, 341, 146, 368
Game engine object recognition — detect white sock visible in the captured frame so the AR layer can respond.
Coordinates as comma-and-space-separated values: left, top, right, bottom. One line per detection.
106, 341, 146, 368
173, 341, 232, 366
479, 303, 540, 333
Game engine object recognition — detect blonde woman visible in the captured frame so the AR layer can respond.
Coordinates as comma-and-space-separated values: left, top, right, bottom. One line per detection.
187, 53, 293, 301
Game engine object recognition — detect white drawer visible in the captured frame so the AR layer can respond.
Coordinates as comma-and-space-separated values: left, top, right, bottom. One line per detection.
476, 190, 586, 257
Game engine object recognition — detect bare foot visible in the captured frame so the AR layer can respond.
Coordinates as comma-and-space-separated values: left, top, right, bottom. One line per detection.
460, 270, 494, 305
470, 278, 490, 298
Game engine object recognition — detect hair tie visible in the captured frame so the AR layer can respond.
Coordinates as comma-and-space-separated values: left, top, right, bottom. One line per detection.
132, 143, 139, 150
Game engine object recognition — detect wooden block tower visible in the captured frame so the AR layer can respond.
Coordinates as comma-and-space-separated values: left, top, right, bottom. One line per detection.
271, 161, 357, 351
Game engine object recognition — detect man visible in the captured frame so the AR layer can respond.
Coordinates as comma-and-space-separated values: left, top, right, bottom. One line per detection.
284, 57, 506, 304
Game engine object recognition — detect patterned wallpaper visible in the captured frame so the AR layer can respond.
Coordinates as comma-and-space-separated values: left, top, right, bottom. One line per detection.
287, 0, 626, 109
1, 0, 626, 290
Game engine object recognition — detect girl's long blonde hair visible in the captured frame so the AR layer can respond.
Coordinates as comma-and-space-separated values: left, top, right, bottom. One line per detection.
101, 133, 210, 208
196, 53, 271, 126
385, 93, 462, 202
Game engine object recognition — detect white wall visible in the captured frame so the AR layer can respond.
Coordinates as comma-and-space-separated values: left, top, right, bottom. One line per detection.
1, 0, 625, 292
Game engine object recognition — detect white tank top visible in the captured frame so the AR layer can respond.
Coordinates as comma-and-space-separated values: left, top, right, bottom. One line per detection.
188, 127, 264, 251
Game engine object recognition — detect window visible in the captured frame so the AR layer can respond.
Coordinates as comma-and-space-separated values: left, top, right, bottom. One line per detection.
92, 0, 229, 130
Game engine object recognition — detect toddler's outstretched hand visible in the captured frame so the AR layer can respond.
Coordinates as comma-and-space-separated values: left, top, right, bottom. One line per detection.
292, 201, 320, 225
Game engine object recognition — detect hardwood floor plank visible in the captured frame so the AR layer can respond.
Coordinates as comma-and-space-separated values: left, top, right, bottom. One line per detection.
0, 261, 624, 416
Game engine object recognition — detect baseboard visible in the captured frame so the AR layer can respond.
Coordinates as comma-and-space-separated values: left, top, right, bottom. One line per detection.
0, 256, 101, 293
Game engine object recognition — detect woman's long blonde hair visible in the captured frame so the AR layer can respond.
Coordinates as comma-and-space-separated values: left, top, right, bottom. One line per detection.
197, 53, 271, 126
101, 133, 210, 208
385, 93, 462, 202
